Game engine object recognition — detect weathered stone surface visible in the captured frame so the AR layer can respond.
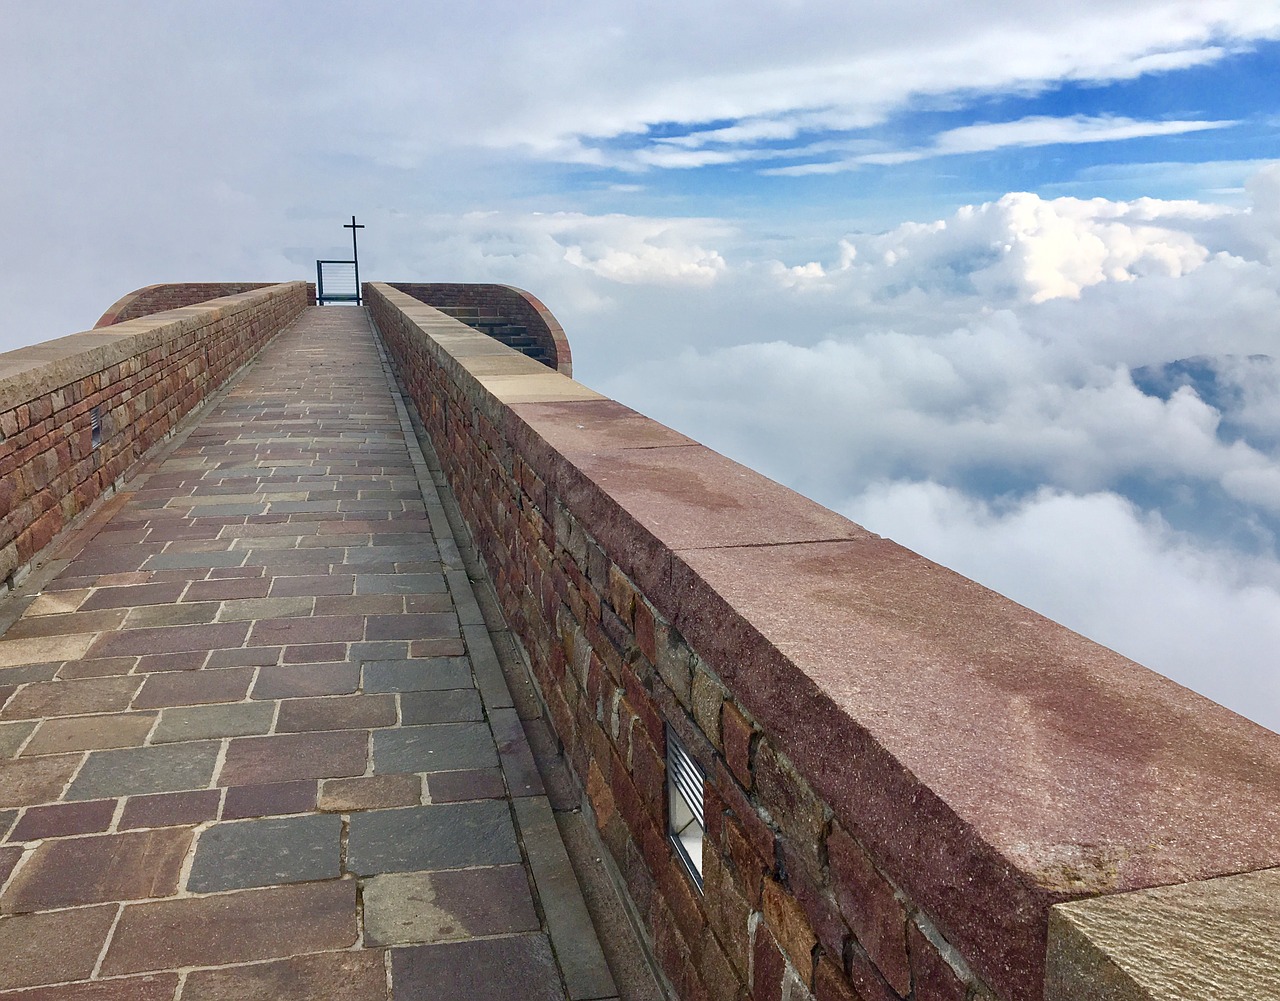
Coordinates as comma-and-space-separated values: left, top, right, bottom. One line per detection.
187, 814, 343, 892
362, 865, 539, 945
347, 802, 521, 874
22, 711, 156, 755
391, 932, 566, 1001
2, 827, 191, 911
1046, 867, 1280, 1001
9, 798, 116, 841
372, 723, 498, 773
218, 731, 368, 786
319, 773, 422, 811
66, 741, 220, 800
101, 880, 358, 975
0, 753, 81, 807
0, 904, 118, 991
152, 701, 275, 742
181, 950, 388, 1001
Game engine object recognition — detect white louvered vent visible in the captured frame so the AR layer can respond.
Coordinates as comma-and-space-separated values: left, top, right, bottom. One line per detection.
666, 726, 705, 890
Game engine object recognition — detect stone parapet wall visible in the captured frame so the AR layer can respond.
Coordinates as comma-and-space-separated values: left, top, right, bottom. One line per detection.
94, 282, 318, 326
386, 282, 572, 376
370, 282, 1280, 1001
0, 282, 307, 586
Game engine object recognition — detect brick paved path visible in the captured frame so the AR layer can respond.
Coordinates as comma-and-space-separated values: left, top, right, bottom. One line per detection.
0, 308, 617, 999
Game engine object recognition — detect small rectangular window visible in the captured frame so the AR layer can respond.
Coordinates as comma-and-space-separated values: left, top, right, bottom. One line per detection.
91, 407, 102, 449
667, 726, 705, 889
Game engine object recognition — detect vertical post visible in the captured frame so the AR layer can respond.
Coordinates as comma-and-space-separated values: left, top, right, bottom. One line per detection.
315, 260, 324, 306
344, 215, 365, 305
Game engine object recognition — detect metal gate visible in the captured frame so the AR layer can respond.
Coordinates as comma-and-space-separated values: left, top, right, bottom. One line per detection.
316, 260, 360, 305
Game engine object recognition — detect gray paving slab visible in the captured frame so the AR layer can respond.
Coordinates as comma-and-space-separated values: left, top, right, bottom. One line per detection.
391, 933, 566, 1001
66, 741, 222, 800
373, 722, 499, 773
346, 802, 522, 874
187, 814, 343, 892
363, 658, 473, 693
152, 702, 277, 743
400, 689, 484, 724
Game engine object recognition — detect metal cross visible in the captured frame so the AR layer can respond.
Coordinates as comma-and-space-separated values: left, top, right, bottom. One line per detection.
344, 215, 364, 301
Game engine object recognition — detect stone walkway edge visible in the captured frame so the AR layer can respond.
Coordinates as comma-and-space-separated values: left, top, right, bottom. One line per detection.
0, 307, 631, 1000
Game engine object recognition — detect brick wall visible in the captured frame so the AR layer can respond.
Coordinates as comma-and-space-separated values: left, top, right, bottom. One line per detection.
386, 282, 572, 376
370, 283, 1280, 1001
0, 282, 307, 586
95, 282, 318, 326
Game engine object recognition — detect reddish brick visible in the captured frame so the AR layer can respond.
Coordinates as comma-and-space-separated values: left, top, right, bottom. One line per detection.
223, 779, 318, 818
119, 789, 221, 829
102, 880, 358, 975
1, 827, 191, 911
9, 798, 115, 841
907, 923, 968, 1001
751, 920, 786, 1001
219, 731, 368, 786
0, 904, 118, 991
721, 701, 756, 790
813, 956, 861, 1001
827, 825, 910, 996
132, 667, 254, 709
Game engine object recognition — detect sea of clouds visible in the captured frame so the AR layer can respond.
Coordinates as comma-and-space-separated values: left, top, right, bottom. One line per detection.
387, 168, 1280, 732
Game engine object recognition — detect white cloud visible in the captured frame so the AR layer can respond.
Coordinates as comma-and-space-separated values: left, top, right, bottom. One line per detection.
841, 482, 1280, 731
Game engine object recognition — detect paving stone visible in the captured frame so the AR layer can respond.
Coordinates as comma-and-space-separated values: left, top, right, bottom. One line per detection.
365, 613, 457, 641
132, 667, 255, 709
123, 602, 220, 628
223, 780, 318, 819
79, 582, 189, 609
425, 767, 508, 803
22, 712, 157, 756
10, 973, 181, 1000
181, 950, 388, 1001
217, 596, 315, 621
1, 676, 142, 720
1, 827, 191, 911
391, 933, 565, 1001
219, 731, 368, 786
252, 662, 359, 698
347, 802, 521, 875
152, 701, 275, 742
491, 707, 546, 798
363, 865, 539, 946
0, 754, 81, 807
208, 645, 281, 668
0, 662, 62, 687
136, 650, 207, 672
0, 813, 14, 841
319, 774, 422, 811
58, 655, 138, 679
269, 574, 356, 597
101, 880, 358, 975
4, 607, 129, 639
363, 658, 472, 693
315, 594, 404, 615
277, 693, 396, 732
400, 688, 483, 724
0, 721, 36, 757
0, 903, 118, 991
9, 798, 116, 841
188, 813, 342, 892
281, 642, 349, 663
119, 789, 221, 829
185, 577, 272, 601
373, 723, 498, 774
405, 594, 455, 614
248, 614, 365, 645
88, 621, 250, 658
356, 573, 448, 595
351, 641, 410, 661
24, 590, 91, 616
66, 741, 221, 800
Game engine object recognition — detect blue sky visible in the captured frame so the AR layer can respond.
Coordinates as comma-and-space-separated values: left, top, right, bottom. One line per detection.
2, 1, 1279, 730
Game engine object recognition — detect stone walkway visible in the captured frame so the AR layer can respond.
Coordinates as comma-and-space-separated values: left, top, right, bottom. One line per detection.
0, 307, 620, 999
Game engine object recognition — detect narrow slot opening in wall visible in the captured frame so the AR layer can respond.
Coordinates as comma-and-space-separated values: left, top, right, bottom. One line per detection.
91, 406, 101, 449
666, 726, 705, 890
